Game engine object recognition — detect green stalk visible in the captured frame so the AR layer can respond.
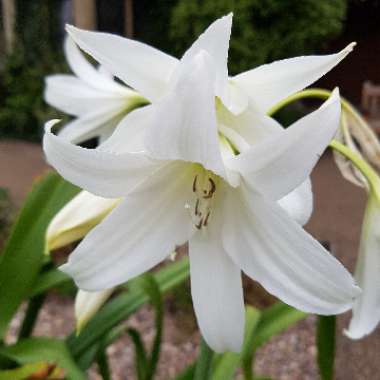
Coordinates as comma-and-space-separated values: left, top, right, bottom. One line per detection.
18, 294, 45, 339
194, 339, 214, 380
268, 88, 369, 133
267, 87, 380, 199
96, 341, 112, 380
242, 356, 255, 380
329, 140, 380, 202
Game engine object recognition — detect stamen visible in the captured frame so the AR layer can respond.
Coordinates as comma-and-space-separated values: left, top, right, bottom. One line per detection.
209, 178, 216, 194
195, 199, 200, 216
203, 211, 211, 226
191, 171, 217, 230
192, 175, 198, 192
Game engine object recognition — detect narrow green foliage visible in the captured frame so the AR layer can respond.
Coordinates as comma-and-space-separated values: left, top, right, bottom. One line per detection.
0, 337, 85, 380
211, 306, 261, 380
194, 338, 214, 380
128, 328, 148, 380
0, 172, 79, 339
68, 258, 189, 364
140, 275, 164, 380
211, 303, 306, 380
317, 315, 336, 380
173, 364, 196, 380
17, 294, 46, 339
0, 361, 49, 380
95, 340, 112, 380
252, 302, 307, 350
29, 268, 70, 297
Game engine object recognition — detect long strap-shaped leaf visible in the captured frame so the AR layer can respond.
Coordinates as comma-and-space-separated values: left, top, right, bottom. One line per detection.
0, 337, 85, 380
211, 303, 306, 380
0, 173, 79, 340
67, 258, 190, 361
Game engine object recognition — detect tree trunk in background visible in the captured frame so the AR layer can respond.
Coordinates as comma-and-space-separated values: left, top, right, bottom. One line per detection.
1, 0, 15, 54
124, 0, 133, 37
72, 0, 97, 30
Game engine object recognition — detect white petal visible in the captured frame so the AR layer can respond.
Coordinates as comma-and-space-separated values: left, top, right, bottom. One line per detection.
225, 81, 249, 115
278, 178, 313, 226
47, 190, 121, 251
66, 25, 178, 101
43, 119, 160, 198
227, 89, 341, 200
189, 192, 244, 353
232, 43, 355, 112
145, 50, 225, 178
57, 103, 126, 144
217, 102, 283, 149
345, 196, 380, 339
99, 105, 154, 153
44, 75, 123, 117
60, 162, 193, 291
223, 186, 360, 315
64, 36, 126, 94
75, 288, 114, 331
178, 14, 232, 102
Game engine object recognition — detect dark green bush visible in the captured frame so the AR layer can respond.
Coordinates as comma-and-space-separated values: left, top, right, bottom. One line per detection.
0, 0, 66, 141
170, 0, 347, 74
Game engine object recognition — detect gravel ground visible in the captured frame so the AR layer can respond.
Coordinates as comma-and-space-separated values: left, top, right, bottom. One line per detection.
2, 140, 380, 379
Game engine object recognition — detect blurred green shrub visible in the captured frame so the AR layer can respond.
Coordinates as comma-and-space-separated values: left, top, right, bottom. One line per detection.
170, 0, 347, 74
0, 0, 66, 141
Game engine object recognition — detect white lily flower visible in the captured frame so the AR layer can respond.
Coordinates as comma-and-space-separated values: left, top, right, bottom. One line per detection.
55, 13, 354, 224
43, 22, 360, 351
345, 194, 380, 339
44, 37, 147, 143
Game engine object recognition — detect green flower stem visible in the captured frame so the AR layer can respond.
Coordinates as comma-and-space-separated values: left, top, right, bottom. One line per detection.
268, 88, 356, 118
329, 139, 380, 202
267, 88, 370, 138
242, 356, 255, 380
18, 294, 46, 339
194, 338, 214, 380
96, 340, 112, 380
267, 87, 380, 200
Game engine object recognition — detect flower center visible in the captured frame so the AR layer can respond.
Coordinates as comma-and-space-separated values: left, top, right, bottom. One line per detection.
190, 170, 217, 230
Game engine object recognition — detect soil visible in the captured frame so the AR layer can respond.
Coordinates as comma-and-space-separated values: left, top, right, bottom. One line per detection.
1, 139, 379, 380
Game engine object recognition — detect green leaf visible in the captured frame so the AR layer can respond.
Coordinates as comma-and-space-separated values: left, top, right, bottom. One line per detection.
95, 339, 112, 380
0, 172, 79, 339
140, 274, 163, 380
194, 338, 214, 380
211, 306, 261, 380
128, 328, 148, 380
30, 268, 70, 297
0, 362, 48, 380
252, 302, 307, 350
173, 364, 195, 380
68, 258, 190, 362
0, 337, 85, 380
211, 303, 305, 380
317, 315, 336, 380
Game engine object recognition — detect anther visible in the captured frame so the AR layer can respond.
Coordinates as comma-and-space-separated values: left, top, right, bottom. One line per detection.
203, 211, 211, 226
192, 175, 198, 193
195, 199, 200, 216
209, 178, 216, 194
195, 220, 203, 230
